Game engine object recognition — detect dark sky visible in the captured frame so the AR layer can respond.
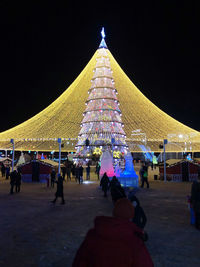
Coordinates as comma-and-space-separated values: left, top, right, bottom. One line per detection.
0, 1, 199, 133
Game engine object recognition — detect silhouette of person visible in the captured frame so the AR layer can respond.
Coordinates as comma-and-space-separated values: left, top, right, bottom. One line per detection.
51, 175, 65, 204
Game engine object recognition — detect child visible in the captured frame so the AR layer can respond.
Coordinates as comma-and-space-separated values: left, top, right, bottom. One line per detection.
128, 193, 148, 242
129, 194, 147, 229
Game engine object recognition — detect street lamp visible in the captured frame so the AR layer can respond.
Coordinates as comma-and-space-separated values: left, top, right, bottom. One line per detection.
10, 139, 14, 171
163, 139, 168, 182
57, 138, 62, 175
159, 139, 168, 182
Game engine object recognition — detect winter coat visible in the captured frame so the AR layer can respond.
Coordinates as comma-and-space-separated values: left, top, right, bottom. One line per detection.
110, 185, 126, 203
96, 164, 100, 174
10, 171, 16, 185
15, 172, 21, 185
100, 176, 110, 191
110, 177, 120, 188
72, 216, 154, 267
129, 194, 147, 229
191, 181, 200, 211
132, 205, 147, 229
78, 166, 84, 177
51, 170, 56, 180
55, 177, 64, 197
1, 164, 5, 174
61, 166, 66, 175
86, 166, 90, 174
139, 167, 144, 178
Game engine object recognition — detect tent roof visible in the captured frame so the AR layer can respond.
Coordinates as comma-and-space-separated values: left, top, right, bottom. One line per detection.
0, 45, 200, 152
166, 159, 183, 165
165, 159, 200, 167
39, 159, 64, 167
0, 157, 12, 162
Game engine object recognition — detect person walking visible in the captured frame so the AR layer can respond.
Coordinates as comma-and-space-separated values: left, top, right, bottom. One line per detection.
50, 169, 56, 188
10, 170, 16, 194
61, 166, 66, 181
78, 164, 84, 184
1, 163, 6, 177
100, 172, 110, 197
71, 163, 75, 178
140, 163, 150, 188
6, 166, 10, 180
75, 164, 79, 183
86, 162, 90, 180
72, 198, 154, 267
15, 170, 21, 193
96, 162, 100, 180
139, 163, 144, 184
51, 175, 65, 204
191, 174, 200, 230
110, 176, 126, 203
129, 194, 147, 230
110, 175, 120, 188
66, 161, 72, 181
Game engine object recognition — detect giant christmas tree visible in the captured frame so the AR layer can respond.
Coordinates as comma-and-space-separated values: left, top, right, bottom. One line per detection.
76, 28, 128, 158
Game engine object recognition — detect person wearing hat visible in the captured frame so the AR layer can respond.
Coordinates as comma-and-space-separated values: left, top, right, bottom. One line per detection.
72, 198, 154, 267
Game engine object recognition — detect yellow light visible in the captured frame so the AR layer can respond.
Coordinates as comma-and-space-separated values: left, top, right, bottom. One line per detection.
113, 151, 121, 158
93, 147, 102, 155
0, 45, 200, 152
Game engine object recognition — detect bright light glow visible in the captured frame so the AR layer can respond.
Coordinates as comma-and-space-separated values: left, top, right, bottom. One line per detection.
101, 27, 105, 38
113, 151, 121, 158
0, 34, 200, 153
132, 129, 141, 133
179, 134, 183, 138
83, 181, 96, 184
93, 147, 102, 155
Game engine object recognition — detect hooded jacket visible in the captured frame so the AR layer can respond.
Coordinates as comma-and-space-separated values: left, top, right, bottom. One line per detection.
72, 216, 154, 267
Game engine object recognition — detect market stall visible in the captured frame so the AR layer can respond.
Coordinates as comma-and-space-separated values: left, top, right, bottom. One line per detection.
19, 160, 52, 183
159, 159, 200, 182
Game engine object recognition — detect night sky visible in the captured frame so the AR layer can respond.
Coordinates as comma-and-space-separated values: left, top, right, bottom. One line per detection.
0, 1, 199, 133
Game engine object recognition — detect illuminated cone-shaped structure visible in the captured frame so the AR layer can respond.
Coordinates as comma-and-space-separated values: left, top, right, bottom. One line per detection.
0, 28, 200, 153
76, 30, 128, 157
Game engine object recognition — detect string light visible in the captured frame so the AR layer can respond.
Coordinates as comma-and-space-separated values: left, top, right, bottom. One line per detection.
0, 42, 200, 152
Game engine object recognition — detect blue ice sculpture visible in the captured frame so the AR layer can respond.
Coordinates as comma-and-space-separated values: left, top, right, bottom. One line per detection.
119, 152, 139, 187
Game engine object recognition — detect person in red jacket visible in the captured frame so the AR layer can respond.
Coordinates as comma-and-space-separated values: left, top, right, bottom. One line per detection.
72, 198, 154, 267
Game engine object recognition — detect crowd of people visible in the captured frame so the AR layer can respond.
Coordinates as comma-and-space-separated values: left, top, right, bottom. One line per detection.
100, 172, 147, 231
1, 158, 199, 266
58, 160, 100, 184
0, 162, 22, 194
72, 164, 200, 265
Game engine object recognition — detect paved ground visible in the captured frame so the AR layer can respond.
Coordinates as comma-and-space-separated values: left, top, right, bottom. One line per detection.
0, 172, 199, 267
